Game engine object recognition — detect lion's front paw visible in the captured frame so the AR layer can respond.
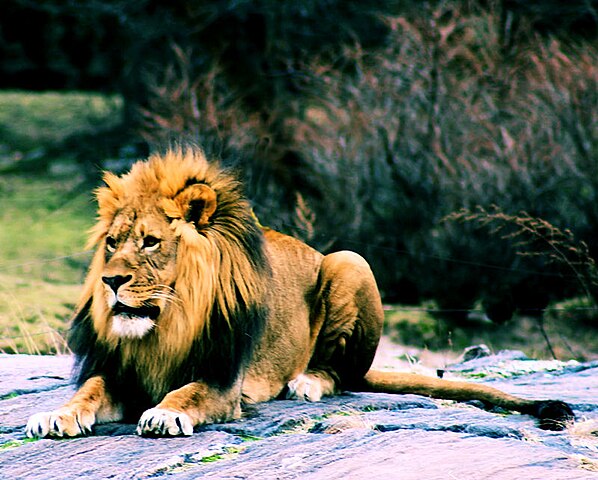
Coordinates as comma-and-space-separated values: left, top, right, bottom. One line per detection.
137, 408, 193, 437
26, 409, 95, 438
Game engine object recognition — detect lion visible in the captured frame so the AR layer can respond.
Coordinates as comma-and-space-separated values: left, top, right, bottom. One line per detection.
26, 146, 573, 438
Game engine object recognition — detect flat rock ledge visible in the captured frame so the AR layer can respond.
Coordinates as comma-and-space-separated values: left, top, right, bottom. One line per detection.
1, 352, 597, 480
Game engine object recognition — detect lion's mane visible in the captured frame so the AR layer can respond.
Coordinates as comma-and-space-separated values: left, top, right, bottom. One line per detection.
68, 147, 270, 418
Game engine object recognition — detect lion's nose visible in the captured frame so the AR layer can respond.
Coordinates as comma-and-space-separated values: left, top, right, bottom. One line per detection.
101, 274, 133, 293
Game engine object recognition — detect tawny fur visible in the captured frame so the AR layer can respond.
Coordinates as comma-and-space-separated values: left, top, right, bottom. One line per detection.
26, 146, 574, 439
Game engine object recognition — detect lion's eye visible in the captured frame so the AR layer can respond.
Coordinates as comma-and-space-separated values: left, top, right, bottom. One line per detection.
143, 235, 161, 251
106, 236, 117, 253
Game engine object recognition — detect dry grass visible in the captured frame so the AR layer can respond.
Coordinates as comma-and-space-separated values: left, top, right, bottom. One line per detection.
137, 5, 598, 350
447, 206, 598, 302
0, 273, 79, 354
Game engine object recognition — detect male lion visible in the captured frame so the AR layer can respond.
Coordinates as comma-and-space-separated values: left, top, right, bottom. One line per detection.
27, 146, 573, 438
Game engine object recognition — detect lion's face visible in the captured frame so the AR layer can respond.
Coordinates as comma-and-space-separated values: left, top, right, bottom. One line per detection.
100, 205, 178, 339
81, 148, 266, 348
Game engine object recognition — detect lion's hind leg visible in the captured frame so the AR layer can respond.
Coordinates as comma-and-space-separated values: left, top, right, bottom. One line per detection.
26, 376, 122, 438
286, 371, 338, 402
287, 251, 385, 401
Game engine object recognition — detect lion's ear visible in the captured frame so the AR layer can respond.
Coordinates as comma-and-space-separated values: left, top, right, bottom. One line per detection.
175, 184, 217, 229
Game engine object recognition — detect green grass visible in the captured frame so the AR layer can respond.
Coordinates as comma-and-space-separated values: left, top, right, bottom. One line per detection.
0, 438, 38, 451
0, 90, 121, 152
236, 433, 263, 442
0, 90, 113, 353
200, 446, 244, 463
0, 175, 95, 281
384, 302, 597, 362
0, 173, 94, 354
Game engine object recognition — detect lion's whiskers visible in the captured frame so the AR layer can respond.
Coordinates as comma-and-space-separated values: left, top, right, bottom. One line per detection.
149, 285, 182, 307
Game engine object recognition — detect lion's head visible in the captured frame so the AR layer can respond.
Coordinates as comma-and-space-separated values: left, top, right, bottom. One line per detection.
73, 146, 269, 360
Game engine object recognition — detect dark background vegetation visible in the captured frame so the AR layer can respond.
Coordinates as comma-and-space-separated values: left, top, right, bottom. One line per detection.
1, 0, 597, 357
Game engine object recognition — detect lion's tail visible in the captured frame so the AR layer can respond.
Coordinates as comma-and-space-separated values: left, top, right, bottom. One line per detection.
359, 370, 574, 430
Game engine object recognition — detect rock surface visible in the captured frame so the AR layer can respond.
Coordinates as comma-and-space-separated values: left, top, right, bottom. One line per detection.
1, 351, 597, 479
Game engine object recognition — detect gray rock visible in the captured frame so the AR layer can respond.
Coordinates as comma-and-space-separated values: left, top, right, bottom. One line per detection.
0, 354, 72, 398
1, 352, 597, 480
461, 343, 492, 362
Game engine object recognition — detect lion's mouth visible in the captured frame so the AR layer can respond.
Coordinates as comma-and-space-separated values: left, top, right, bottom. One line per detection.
112, 302, 161, 320
110, 302, 160, 339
